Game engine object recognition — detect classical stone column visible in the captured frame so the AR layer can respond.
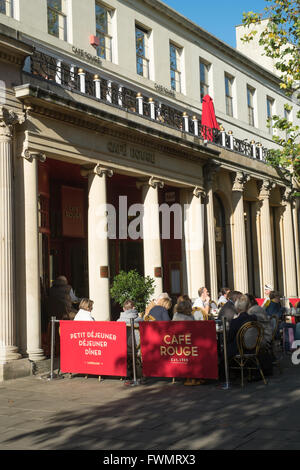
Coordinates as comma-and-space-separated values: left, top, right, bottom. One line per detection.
258, 179, 275, 291
86, 165, 113, 321
232, 172, 250, 293
205, 169, 218, 303
292, 197, 300, 297
0, 107, 23, 364
183, 187, 206, 301
282, 187, 298, 298
142, 177, 164, 299
22, 150, 46, 362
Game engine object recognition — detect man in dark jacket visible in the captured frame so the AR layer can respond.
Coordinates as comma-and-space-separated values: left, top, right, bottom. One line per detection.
218, 290, 243, 325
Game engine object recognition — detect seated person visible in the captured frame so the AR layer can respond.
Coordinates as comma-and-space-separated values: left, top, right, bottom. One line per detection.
218, 290, 243, 325
117, 300, 143, 352
265, 291, 284, 319
117, 300, 143, 325
145, 293, 172, 321
73, 298, 95, 321
227, 294, 257, 359
192, 287, 210, 320
246, 294, 273, 349
217, 288, 230, 308
172, 299, 194, 321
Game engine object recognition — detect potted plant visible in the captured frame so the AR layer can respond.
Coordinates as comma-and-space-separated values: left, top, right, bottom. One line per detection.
110, 270, 155, 315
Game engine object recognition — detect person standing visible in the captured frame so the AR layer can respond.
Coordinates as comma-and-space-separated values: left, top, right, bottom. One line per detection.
262, 284, 273, 309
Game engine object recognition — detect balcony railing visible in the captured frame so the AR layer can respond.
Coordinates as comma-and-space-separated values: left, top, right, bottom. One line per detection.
25, 50, 270, 162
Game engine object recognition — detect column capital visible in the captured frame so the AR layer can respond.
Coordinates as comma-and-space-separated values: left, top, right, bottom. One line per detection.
149, 176, 164, 189
81, 164, 114, 178
232, 171, 250, 192
193, 186, 206, 199
281, 186, 294, 205
21, 149, 46, 162
258, 179, 276, 200
0, 106, 25, 139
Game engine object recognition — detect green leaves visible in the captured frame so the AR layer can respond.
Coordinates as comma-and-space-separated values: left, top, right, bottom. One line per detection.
241, 0, 300, 182
110, 270, 155, 314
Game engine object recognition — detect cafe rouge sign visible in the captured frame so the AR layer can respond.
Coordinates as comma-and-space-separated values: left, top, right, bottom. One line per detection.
107, 141, 156, 165
61, 186, 85, 238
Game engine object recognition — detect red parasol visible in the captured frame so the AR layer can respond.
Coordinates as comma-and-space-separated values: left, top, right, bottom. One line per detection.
201, 95, 220, 141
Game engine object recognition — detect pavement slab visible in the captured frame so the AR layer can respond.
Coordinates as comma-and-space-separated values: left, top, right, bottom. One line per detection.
0, 356, 299, 451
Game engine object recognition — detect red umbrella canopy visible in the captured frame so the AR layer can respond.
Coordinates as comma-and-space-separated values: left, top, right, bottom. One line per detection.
201, 95, 220, 141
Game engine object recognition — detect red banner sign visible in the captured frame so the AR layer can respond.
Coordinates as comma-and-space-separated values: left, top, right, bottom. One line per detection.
60, 321, 127, 377
139, 321, 218, 379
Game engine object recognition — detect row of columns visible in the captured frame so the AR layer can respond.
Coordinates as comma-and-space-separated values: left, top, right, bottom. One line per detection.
0, 105, 299, 363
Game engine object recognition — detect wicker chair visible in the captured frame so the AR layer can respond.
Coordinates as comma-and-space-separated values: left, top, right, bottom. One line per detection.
230, 321, 267, 387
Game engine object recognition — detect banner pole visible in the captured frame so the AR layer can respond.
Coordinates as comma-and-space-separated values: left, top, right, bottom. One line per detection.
221, 316, 231, 390
50, 316, 56, 380
131, 318, 139, 386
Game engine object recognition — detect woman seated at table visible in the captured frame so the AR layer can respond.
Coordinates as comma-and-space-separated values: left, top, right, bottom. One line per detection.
172, 299, 205, 385
172, 299, 195, 321
73, 298, 95, 321
227, 294, 257, 359
144, 293, 172, 321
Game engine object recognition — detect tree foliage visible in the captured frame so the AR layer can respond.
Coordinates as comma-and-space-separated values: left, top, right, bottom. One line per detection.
242, 0, 300, 181
110, 270, 155, 314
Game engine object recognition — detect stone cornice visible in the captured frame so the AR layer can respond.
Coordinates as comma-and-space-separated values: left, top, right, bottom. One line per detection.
0, 31, 33, 67
15, 84, 219, 165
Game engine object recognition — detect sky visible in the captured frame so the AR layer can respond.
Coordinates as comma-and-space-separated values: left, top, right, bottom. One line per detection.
161, 0, 268, 48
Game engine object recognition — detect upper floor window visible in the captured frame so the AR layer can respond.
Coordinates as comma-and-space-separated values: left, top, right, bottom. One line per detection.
247, 86, 255, 127
95, 2, 112, 61
0, 0, 13, 16
225, 74, 234, 117
136, 25, 150, 79
266, 96, 275, 134
170, 43, 182, 93
47, 0, 67, 41
200, 60, 210, 101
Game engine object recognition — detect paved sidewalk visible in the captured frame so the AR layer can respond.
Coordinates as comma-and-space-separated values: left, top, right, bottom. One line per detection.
0, 356, 300, 451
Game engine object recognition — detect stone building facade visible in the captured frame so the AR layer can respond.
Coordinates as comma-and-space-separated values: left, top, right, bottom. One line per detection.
0, 0, 299, 379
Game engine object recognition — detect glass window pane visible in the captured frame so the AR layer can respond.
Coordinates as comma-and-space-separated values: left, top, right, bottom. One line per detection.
48, 8, 59, 37
95, 4, 108, 33
170, 44, 177, 70
48, 0, 62, 12
136, 28, 145, 57
0, 0, 6, 14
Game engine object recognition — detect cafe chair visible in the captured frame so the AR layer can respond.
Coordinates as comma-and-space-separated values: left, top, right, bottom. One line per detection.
230, 321, 267, 387
192, 307, 209, 321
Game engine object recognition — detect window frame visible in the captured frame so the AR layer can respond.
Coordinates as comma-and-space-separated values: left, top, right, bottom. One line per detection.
247, 85, 255, 127
266, 96, 275, 135
135, 24, 150, 79
0, 0, 13, 17
95, 1, 113, 61
47, 0, 68, 41
170, 42, 182, 93
199, 59, 210, 101
225, 73, 234, 117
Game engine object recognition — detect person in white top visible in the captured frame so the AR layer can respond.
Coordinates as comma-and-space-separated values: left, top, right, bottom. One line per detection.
217, 287, 230, 308
262, 284, 273, 309
192, 287, 210, 320
74, 298, 95, 321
